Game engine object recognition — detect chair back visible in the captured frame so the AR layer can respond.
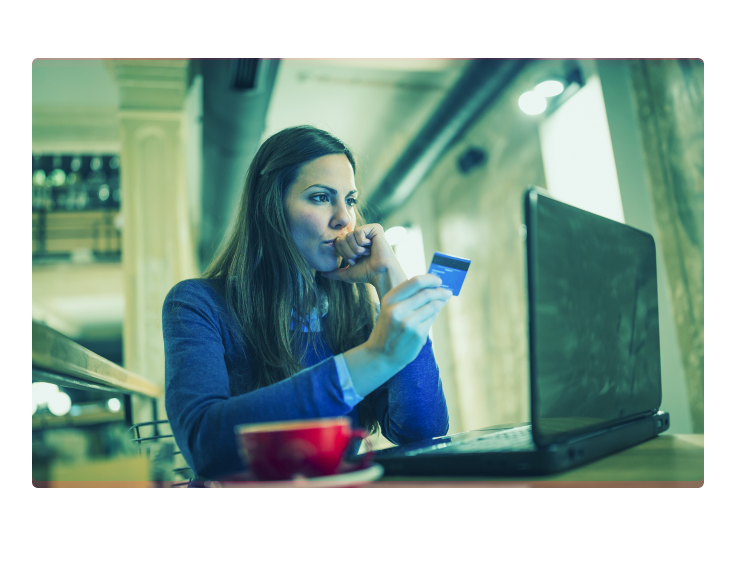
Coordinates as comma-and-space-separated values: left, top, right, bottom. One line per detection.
129, 420, 193, 487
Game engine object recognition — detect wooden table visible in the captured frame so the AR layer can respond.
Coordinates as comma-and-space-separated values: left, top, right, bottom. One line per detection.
35, 434, 703, 488
366, 434, 704, 487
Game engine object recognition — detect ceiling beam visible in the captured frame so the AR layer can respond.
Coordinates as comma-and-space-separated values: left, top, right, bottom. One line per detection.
366, 59, 530, 222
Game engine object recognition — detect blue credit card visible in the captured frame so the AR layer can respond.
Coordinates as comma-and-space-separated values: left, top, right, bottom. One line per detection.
428, 252, 471, 296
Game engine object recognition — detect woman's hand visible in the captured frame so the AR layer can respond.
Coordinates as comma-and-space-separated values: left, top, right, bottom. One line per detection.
364, 274, 452, 370
320, 224, 407, 297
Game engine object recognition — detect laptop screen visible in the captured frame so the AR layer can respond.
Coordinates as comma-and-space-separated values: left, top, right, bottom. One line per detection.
526, 189, 662, 445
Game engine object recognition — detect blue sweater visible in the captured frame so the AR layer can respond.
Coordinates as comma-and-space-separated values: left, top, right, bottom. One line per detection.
162, 278, 449, 478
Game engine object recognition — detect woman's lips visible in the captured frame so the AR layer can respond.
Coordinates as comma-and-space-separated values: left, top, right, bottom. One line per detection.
323, 240, 335, 247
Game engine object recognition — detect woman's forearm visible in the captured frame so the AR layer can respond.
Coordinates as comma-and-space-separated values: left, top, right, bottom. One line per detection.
342, 343, 403, 398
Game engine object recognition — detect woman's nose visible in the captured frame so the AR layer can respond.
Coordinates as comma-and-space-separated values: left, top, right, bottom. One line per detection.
333, 203, 350, 225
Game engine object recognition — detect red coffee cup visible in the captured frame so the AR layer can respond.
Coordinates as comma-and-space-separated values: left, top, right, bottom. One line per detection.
234, 417, 367, 481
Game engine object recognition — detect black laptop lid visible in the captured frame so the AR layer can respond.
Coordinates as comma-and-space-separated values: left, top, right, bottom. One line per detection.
525, 188, 662, 447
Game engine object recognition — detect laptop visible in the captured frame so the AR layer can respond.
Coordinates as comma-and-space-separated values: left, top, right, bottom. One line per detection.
354, 186, 670, 476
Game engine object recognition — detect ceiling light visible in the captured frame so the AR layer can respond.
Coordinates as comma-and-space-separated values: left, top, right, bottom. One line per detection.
107, 398, 122, 412
535, 80, 565, 97
519, 91, 547, 115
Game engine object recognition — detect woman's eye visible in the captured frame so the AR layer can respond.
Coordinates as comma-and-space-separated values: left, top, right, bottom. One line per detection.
346, 197, 358, 207
312, 194, 358, 207
312, 194, 329, 203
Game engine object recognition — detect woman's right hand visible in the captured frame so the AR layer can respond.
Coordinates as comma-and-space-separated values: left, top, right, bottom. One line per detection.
365, 274, 452, 369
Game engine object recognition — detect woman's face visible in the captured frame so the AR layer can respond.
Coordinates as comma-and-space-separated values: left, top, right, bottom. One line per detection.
284, 154, 358, 272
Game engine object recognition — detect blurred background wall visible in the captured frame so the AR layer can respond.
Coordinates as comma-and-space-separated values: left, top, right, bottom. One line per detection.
32, 58, 704, 476
383, 59, 704, 438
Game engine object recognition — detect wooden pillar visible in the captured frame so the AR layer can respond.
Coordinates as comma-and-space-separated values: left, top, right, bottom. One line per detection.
107, 60, 198, 423
626, 60, 704, 433
598, 60, 697, 434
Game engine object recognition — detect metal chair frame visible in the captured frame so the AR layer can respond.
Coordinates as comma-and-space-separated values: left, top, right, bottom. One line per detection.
129, 419, 192, 487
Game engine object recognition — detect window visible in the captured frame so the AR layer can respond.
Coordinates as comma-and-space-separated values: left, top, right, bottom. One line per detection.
538, 75, 625, 223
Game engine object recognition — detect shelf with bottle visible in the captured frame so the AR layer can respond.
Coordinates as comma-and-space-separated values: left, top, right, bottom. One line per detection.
32, 154, 121, 213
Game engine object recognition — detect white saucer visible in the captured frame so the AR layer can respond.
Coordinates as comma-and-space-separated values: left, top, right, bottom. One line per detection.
205, 462, 384, 488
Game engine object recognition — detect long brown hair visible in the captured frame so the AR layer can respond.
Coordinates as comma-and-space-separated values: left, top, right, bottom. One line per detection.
201, 126, 379, 435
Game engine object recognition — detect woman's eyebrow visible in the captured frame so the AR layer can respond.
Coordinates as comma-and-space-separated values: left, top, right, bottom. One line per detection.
304, 184, 358, 197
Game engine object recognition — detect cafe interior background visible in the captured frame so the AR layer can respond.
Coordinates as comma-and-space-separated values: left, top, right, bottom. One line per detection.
31, 58, 704, 484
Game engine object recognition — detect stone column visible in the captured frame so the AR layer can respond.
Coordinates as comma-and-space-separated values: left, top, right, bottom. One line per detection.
107, 60, 198, 423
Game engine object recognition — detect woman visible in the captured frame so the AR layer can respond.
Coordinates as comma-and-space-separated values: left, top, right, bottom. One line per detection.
163, 125, 451, 478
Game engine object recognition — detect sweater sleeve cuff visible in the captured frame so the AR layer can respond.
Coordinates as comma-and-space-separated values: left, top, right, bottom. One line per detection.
334, 353, 363, 408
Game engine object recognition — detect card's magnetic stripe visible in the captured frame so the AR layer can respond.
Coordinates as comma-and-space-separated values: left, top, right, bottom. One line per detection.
430, 254, 471, 271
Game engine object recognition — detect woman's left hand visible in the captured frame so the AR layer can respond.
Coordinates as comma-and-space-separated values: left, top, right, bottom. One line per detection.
320, 224, 406, 291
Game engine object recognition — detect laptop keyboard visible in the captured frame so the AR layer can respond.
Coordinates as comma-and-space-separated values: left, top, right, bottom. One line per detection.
405, 425, 536, 456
